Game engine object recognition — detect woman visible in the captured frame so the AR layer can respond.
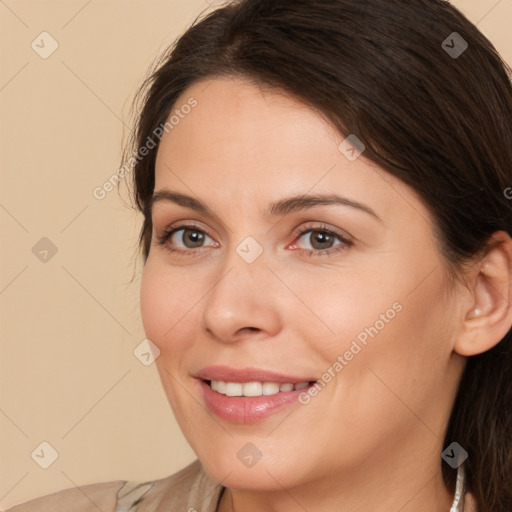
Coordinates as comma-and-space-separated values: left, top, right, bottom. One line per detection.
7, 0, 511, 511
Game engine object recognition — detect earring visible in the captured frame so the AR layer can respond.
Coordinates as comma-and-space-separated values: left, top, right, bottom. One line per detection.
472, 308, 482, 317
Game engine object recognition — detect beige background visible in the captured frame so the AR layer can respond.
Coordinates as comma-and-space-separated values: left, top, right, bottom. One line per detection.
0, 0, 511, 508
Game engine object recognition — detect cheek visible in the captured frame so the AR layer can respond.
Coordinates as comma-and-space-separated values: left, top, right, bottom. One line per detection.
284, 266, 404, 360
140, 264, 197, 414
339, 270, 455, 421
309, 261, 453, 394
140, 266, 165, 342
140, 260, 214, 375
140, 262, 190, 347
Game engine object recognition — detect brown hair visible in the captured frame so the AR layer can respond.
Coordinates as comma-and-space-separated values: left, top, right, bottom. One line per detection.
125, 0, 512, 509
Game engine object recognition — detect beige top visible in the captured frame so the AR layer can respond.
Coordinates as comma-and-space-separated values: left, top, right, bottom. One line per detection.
5, 459, 478, 512
5, 460, 223, 512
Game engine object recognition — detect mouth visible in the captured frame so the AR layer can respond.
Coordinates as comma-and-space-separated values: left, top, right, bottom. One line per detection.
196, 368, 318, 423
195, 366, 319, 423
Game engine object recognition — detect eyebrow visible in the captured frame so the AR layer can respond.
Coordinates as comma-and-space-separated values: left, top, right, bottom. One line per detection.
149, 189, 382, 222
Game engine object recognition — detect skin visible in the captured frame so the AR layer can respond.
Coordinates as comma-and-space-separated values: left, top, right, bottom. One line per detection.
140, 76, 512, 512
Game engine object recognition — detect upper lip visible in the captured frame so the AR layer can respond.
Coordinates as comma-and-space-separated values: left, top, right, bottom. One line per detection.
196, 365, 317, 384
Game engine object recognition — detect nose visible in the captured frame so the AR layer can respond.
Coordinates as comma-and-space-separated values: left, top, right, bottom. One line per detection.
201, 247, 282, 344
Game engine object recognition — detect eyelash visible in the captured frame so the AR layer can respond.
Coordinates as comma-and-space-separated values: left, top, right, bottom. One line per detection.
155, 222, 353, 258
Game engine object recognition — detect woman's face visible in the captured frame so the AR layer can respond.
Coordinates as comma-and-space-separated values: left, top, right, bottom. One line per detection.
140, 76, 465, 492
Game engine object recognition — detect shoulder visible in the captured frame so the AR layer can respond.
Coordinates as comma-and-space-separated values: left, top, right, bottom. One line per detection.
133, 459, 223, 512
5, 460, 224, 512
4, 479, 126, 512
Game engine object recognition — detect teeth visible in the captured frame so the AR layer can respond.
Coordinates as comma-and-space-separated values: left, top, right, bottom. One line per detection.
243, 382, 262, 397
209, 380, 310, 397
262, 382, 280, 395
225, 382, 243, 396
210, 380, 226, 394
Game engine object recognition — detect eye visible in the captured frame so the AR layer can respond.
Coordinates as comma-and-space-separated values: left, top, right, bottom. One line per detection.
290, 223, 353, 257
155, 223, 217, 255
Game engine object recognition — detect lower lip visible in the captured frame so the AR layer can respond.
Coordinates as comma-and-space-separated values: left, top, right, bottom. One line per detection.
199, 380, 312, 424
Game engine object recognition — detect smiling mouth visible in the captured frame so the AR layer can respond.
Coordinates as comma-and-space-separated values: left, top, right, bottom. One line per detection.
204, 379, 317, 397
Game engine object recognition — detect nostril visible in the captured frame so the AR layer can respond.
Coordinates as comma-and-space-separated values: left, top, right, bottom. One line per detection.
239, 327, 259, 334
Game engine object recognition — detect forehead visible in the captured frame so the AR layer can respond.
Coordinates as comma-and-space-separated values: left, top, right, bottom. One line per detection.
156, 76, 340, 174
153, 76, 430, 228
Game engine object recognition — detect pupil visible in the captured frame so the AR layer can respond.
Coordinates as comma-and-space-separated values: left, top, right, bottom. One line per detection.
186, 229, 204, 248
312, 231, 332, 249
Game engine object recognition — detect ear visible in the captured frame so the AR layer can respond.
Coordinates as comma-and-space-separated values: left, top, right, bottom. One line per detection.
454, 230, 512, 357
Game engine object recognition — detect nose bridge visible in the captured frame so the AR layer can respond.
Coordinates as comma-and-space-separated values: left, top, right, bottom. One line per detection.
214, 224, 269, 281
201, 234, 279, 341
208, 233, 268, 308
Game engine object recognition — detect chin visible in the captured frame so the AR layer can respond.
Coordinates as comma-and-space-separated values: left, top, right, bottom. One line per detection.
195, 442, 312, 492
